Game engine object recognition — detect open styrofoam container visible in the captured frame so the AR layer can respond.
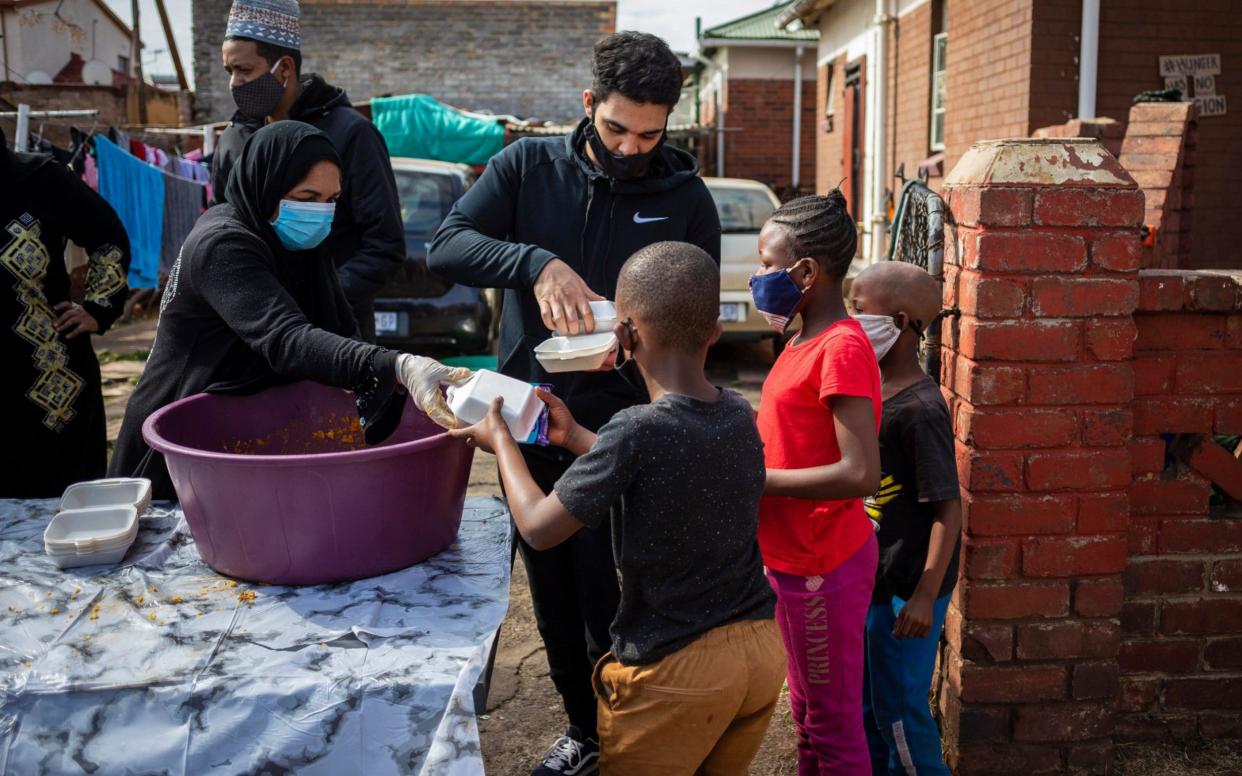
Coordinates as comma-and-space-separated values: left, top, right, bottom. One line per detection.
554, 301, 617, 336
534, 332, 619, 373
45, 505, 138, 553
446, 370, 543, 440
60, 478, 152, 515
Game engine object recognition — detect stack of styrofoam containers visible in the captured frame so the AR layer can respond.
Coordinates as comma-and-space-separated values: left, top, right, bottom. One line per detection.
535, 301, 620, 373
447, 370, 545, 442
44, 479, 151, 569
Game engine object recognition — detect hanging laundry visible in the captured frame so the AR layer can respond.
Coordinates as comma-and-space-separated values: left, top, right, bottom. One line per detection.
68, 127, 92, 176
160, 171, 206, 274
129, 137, 149, 160
109, 127, 131, 153
82, 154, 99, 192
96, 135, 164, 289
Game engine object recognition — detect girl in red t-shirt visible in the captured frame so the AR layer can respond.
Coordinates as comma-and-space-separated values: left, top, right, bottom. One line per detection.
751, 191, 882, 774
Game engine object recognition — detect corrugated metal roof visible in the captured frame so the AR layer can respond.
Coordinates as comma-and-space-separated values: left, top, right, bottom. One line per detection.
701, 1, 819, 42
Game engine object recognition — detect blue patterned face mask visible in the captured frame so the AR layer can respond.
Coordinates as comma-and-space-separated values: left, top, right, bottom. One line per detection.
270, 200, 335, 251
748, 260, 811, 332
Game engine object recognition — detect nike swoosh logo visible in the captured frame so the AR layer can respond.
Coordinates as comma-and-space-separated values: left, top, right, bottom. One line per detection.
633, 213, 669, 224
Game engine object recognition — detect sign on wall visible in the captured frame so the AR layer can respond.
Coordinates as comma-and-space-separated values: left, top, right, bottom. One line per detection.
1159, 54, 1221, 77
1159, 54, 1226, 117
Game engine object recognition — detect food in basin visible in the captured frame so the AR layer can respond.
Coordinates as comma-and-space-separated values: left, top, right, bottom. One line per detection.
143, 381, 473, 584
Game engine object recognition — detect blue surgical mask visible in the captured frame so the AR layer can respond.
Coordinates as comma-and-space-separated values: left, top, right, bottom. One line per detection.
749, 261, 810, 332
270, 200, 335, 251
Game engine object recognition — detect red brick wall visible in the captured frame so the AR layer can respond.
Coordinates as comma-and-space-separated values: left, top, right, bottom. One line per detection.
937, 137, 1242, 772
887, 2, 934, 184
1095, 1, 1242, 269
941, 0, 1036, 176
1028, 0, 1082, 132
937, 138, 1144, 774
1122, 269, 1242, 742
982, 0, 1242, 269
718, 77, 817, 198
1118, 102, 1198, 270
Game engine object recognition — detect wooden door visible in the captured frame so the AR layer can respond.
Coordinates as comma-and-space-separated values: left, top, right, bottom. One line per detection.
841, 59, 865, 221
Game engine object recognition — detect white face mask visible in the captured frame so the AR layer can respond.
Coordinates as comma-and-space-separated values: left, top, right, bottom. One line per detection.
854, 313, 902, 362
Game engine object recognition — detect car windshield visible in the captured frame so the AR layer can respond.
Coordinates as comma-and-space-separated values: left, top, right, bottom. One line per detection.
396, 169, 457, 240
710, 186, 776, 234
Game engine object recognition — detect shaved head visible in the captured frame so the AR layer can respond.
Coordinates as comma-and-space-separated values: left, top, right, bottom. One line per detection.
617, 241, 720, 352
850, 261, 944, 333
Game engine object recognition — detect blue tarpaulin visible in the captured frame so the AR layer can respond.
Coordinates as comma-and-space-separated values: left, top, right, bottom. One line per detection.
371, 94, 505, 167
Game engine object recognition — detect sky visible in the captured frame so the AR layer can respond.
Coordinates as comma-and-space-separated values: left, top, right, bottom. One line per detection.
101, 0, 783, 90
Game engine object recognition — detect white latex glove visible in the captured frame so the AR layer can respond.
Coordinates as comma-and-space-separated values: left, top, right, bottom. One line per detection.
396, 354, 473, 430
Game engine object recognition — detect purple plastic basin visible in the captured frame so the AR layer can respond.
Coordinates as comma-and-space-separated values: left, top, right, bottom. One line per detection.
142, 381, 473, 585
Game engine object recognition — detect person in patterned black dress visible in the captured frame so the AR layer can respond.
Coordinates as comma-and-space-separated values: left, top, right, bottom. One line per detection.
0, 127, 131, 498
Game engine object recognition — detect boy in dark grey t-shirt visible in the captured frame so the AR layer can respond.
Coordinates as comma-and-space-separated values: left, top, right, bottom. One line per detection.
452, 242, 784, 774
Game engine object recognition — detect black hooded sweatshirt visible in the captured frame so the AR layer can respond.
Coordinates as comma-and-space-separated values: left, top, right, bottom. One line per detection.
428, 117, 722, 436
0, 127, 132, 497
211, 75, 404, 334
111, 122, 401, 499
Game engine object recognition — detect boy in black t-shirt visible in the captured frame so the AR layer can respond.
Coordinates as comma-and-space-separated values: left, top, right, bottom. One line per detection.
451, 242, 784, 775
850, 261, 961, 776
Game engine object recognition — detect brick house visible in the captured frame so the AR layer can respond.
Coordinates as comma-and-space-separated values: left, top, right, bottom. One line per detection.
191, 0, 616, 124
779, 0, 1242, 270
692, 1, 818, 198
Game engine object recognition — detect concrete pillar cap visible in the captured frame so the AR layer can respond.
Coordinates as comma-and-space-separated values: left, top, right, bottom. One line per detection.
945, 138, 1137, 189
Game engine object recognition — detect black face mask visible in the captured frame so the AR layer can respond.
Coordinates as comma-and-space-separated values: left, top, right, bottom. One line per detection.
231, 60, 288, 121
584, 113, 666, 181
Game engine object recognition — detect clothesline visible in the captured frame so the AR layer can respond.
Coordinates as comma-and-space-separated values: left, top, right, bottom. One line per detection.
90, 134, 210, 291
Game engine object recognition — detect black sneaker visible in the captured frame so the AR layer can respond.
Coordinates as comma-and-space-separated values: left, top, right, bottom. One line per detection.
531, 726, 600, 775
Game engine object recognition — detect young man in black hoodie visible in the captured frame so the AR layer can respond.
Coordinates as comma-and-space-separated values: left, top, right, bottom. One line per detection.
429, 31, 722, 776
210, 0, 403, 342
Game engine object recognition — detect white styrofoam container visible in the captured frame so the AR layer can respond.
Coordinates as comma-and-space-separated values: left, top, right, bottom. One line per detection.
534, 332, 619, 373
46, 541, 134, 569
554, 301, 618, 336
446, 369, 543, 440
44, 505, 139, 568
60, 478, 152, 515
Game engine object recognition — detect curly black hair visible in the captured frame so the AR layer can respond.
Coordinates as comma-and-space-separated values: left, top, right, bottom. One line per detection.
768, 190, 858, 278
591, 31, 683, 109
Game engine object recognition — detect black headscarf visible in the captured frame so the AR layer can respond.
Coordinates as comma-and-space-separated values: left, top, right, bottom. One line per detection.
223, 121, 341, 248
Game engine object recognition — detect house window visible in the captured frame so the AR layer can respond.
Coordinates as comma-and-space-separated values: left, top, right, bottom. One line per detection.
117, 55, 130, 74
929, 32, 947, 152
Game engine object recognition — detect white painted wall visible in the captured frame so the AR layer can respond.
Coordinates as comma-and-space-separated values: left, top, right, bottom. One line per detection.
814, 0, 873, 66
4, 0, 132, 84
726, 46, 818, 81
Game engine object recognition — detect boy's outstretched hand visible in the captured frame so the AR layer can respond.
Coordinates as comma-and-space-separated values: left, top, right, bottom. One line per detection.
892, 589, 934, 639
449, 396, 512, 454
536, 389, 595, 456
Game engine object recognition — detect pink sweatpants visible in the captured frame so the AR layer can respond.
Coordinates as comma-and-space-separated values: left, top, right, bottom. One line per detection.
768, 533, 879, 776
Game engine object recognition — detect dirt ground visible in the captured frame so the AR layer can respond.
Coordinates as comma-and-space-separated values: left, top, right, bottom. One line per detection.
96, 321, 1241, 776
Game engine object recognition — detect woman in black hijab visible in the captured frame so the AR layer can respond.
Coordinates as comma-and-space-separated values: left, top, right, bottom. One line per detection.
0, 126, 131, 498
110, 122, 468, 499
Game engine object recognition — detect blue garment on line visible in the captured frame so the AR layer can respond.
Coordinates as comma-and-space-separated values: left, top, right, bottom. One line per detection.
96, 135, 164, 289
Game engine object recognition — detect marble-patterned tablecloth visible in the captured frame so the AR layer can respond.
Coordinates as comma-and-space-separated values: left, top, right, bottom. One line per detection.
0, 497, 512, 775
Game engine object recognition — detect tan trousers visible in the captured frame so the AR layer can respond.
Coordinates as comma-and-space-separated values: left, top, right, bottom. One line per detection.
592, 618, 787, 775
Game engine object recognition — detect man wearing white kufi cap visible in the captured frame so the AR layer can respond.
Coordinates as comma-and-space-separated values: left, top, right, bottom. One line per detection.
211, 0, 404, 342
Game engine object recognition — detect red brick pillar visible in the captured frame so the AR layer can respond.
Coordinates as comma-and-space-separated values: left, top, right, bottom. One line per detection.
937, 139, 1144, 775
